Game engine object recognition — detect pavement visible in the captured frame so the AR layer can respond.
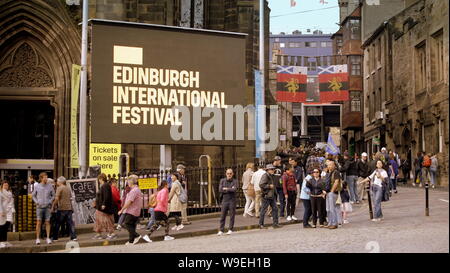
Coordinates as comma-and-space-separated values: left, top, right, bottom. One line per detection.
2, 185, 447, 253
54, 186, 449, 253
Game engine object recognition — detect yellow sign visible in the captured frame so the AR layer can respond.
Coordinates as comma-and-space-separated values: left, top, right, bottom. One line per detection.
138, 178, 158, 190
89, 143, 121, 176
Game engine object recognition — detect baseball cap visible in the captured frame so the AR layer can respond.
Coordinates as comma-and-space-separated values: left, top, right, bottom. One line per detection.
361, 152, 368, 157
274, 156, 281, 161
266, 164, 276, 170
176, 164, 186, 171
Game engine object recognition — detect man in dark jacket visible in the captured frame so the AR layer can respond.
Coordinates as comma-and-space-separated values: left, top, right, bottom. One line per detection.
273, 156, 286, 217
356, 152, 370, 202
218, 169, 238, 235
340, 152, 359, 204
259, 164, 281, 229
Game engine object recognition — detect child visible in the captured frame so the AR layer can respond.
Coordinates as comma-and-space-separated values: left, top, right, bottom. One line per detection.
340, 181, 352, 224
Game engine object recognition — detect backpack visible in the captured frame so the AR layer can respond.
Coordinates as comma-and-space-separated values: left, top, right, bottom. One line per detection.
148, 193, 157, 208
422, 155, 432, 167
178, 183, 188, 204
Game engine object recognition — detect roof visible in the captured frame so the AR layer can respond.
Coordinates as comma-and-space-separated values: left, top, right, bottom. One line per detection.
361, 21, 388, 48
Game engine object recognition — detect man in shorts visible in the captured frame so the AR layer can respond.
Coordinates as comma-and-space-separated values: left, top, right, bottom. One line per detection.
32, 172, 55, 245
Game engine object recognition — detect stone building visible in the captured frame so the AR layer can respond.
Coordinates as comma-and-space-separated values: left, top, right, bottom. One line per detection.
362, 0, 448, 185
0, 0, 271, 180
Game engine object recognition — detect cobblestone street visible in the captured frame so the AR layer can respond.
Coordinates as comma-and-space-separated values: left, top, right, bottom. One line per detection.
60, 187, 448, 253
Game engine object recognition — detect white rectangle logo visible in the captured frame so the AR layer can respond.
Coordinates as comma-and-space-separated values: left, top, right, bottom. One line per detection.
113, 45, 143, 65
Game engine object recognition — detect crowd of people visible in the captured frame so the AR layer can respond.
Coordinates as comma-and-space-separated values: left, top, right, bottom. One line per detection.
0, 145, 440, 248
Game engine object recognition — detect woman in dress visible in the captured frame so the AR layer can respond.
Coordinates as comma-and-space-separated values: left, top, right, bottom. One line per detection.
93, 173, 117, 240
0, 181, 15, 248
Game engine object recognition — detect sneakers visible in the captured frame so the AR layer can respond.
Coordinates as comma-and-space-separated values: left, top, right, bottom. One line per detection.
327, 225, 337, 229
343, 220, 349, 224
226, 230, 233, 235
243, 213, 248, 217
304, 225, 313, 228
372, 218, 381, 222
394, 190, 398, 194
35, 239, 41, 245
142, 235, 152, 243
419, 184, 422, 188
432, 185, 435, 189
286, 216, 292, 221
107, 234, 117, 240
0, 242, 6, 248
133, 235, 142, 245
116, 225, 122, 231
164, 235, 175, 241
176, 224, 184, 231
350, 201, 354, 204
71, 238, 78, 242
92, 234, 104, 240
171, 225, 178, 231
125, 242, 132, 246
217, 231, 224, 236
259, 225, 267, 229
46, 238, 52, 244
291, 216, 298, 221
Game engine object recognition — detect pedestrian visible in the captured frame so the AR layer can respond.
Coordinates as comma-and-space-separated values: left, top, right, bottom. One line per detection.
116, 183, 130, 231
289, 157, 304, 209
325, 161, 342, 229
47, 178, 59, 241
356, 152, 370, 203
400, 155, 411, 184
272, 156, 285, 218
259, 165, 281, 229
32, 172, 55, 245
361, 160, 388, 222
413, 152, 423, 187
251, 164, 266, 218
242, 163, 255, 217
110, 178, 122, 223
306, 168, 327, 228
340, 181, 352, 224
169, 172, 184, 231
0, 181, 15, 248
52, 176, 77, 242
143, 180, 174, 243
217, 169, 238, 235
430, 153, 439, 188
340, 151, 359, 204
300, 174, 312, 228
306, 151, 321, 175
282, 166, 297, 221
177, 164, 191, 225
388, 153, 399, 194
118, 175, 145, 245
93, 173, 116, 240
27, 175, 37, 195
146, 189, 158, 231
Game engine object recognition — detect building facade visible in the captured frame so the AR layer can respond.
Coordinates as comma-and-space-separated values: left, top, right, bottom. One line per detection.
0, 0, 271, 181
362, 0, 448, 186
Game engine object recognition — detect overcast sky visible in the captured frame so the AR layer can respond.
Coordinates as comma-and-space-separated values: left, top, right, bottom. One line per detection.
268, 0, 340, 35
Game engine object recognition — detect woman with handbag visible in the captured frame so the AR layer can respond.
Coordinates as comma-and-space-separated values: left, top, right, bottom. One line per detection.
361, 160, 388, 222
0, 181, 15, 248
242, 163, 255, 217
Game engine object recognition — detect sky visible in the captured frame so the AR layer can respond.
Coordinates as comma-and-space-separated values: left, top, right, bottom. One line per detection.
268, 0, 340, 35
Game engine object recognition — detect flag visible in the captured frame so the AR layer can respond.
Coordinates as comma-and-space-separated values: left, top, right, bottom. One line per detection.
326, 132, 340, 155
318, 65, 349, 103
276, 65, 308, 102
290, 0, 297, 7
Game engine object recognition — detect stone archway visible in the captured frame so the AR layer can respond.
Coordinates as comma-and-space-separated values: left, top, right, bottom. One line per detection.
0, 0, 81, 177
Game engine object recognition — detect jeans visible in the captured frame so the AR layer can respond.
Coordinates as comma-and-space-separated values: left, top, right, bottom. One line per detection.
346, 175, 358, 202
54, 210, 77, 240
259, 198, 279, 226
326, 193, 340, 226
286, 190, 297, 217
430, 169, 437, 185
310, 196, 326, 225
148, 211, 170, 236
118, 213, 126, 226
243, 189, 255, 215
276, 188, 286, 217
219, 198, 236, 232
123, 213, 140, 243
372, 185, 383, 219
146, 208, 156, 229
301, 199, 312, 227
389, 178, 397, 191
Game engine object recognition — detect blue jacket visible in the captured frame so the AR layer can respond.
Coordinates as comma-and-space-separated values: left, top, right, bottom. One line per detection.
300, 175, 311, 200
388, 159, 399, 177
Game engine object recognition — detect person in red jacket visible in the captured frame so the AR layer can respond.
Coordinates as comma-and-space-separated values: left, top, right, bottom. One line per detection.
282, 166, 298, 221
110, 179, 122, 223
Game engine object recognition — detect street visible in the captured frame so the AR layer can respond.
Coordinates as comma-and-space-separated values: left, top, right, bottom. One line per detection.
55, 187, 449, 253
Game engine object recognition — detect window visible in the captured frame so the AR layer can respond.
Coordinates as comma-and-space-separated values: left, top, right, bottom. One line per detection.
439, 119, 444, 153
415, 42, 427, 91
337, 39, 343, 47
273, 42, 280, 49
350, 91, 361, 112
350, 55, 361, 76
280, 43, 286, 48
305, 42, 317, 48
347, 19, 361, 40
371, 44, 376, 71
377, 38, 382, 65
431, 29, 444, 83
308, 60, 317, 71
275, 38, 280, 42
321, 42, 328, 48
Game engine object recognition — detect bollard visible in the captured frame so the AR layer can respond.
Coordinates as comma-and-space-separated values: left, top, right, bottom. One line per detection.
425, 182, 429, 216
366, 181, 373, 220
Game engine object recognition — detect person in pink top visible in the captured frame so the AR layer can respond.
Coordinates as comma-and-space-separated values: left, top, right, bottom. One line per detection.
143, 180, 174, 242
118, 175, 143, 245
